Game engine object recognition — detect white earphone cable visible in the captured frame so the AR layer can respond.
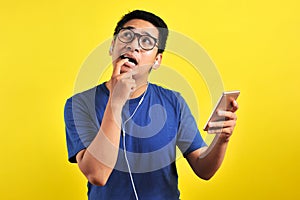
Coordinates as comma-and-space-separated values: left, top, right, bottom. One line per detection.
122, 83, 148, 200
122, 130, 139, 200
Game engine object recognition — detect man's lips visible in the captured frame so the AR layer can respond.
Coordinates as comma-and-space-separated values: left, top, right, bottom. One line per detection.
119, 60, 136, 74
122, 61, 136, 69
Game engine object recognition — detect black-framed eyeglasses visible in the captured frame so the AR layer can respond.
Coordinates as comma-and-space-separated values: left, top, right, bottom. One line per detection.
117, 28, 158, 51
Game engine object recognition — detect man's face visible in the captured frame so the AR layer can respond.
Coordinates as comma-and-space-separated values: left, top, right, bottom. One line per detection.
111, 19, 161, 78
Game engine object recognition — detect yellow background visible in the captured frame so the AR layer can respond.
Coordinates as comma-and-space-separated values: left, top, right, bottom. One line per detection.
1, 0, 299, 199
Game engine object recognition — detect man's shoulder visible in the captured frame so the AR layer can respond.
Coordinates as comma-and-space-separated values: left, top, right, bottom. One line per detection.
65, 83, 107, 106
67, 83, 106, 100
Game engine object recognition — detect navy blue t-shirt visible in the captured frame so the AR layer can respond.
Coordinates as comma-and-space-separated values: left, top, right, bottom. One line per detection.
64, 83, 207, 199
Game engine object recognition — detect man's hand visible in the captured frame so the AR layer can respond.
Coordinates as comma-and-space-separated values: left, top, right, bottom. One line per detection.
206, 100, 239, 141
186, 100, 239, 180
110, 58, 137, 108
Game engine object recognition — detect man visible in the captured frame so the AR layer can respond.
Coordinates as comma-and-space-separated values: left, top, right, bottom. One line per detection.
64, 10, 238, 200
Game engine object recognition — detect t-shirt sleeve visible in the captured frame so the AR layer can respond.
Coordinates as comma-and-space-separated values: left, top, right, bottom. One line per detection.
64, 93, 99, 163
176, 94, 207, 157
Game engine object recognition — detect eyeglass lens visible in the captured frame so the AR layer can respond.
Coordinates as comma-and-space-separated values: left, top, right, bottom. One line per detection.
118, 29, 157, 50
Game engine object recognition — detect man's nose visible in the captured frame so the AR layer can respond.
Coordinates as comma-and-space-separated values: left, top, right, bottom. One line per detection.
126, 36, 140, 52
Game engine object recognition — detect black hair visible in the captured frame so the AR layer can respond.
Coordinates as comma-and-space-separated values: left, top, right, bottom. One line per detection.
113, 10, 168, 54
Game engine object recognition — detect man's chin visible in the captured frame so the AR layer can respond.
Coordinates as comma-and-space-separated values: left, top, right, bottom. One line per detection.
120, 68, 130, 74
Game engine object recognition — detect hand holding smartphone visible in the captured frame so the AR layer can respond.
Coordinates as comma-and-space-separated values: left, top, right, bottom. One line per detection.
203, 90, 240, 131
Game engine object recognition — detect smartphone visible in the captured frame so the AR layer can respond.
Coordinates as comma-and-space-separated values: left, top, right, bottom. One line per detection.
203, 90, 240, 131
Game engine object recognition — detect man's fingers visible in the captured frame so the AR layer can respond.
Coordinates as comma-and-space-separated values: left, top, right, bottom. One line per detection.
115, 69, 138, 82
208, 127, 233, 134
207, 101, 238, 136
122, 69, 137, 79
217, 110, 237, 120
207, 109, 237, 134
112, 59, 129, 77
231, 100, 239, 112
209, 119, 236, 129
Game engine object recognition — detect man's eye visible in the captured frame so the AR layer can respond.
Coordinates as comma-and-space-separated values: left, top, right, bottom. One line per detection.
141, 36, 153, 45
121, 31, 133, 40
124, 32, 132, 38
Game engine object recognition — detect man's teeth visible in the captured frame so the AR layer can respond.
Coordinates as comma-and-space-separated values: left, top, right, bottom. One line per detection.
120, 55, 137, 65
128, 60, 135, 64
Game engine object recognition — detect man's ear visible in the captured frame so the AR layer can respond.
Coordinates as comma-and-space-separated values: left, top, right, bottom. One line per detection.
152, 53, 162, 70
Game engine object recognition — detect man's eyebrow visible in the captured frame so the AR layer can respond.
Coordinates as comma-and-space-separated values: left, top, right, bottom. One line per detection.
122, 26, 156, 37
123, 26, 135, 30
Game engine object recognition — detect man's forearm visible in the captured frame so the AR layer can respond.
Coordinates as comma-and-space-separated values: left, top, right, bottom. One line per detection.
77, 99, 122, 186
188, 134, 230, 180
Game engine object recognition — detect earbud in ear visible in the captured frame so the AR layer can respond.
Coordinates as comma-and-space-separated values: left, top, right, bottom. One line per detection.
152, 60, 159, 69
109, 46, 113, 54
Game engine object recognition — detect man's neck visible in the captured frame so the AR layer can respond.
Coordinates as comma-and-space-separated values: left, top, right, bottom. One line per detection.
130, 82, 148, 99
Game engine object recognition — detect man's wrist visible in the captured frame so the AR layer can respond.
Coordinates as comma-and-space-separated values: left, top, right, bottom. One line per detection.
217, 134, 230, 144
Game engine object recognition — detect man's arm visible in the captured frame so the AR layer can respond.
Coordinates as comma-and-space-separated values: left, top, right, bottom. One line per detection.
75, 99, 123, 186
186, 100, 238, 180
75, 58, 135, 186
